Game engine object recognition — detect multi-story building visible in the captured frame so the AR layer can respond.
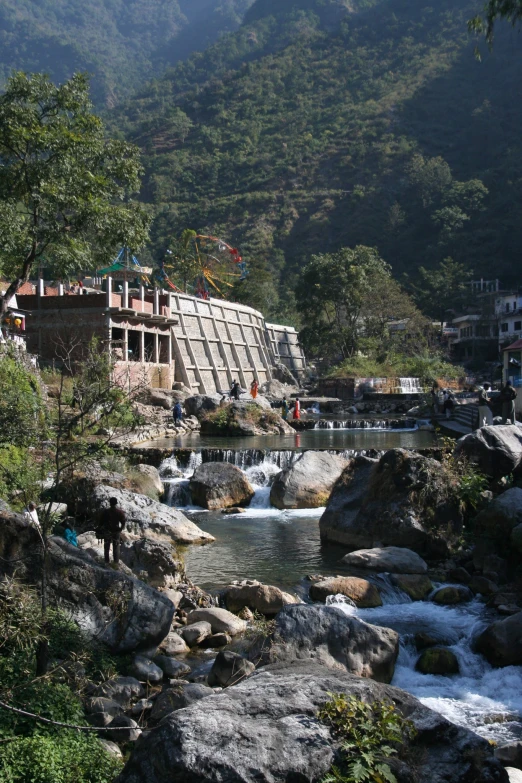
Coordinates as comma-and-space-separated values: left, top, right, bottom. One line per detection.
495, 290, 522, 349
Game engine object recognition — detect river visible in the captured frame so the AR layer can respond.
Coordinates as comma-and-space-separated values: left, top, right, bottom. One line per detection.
158, 433, 522, 745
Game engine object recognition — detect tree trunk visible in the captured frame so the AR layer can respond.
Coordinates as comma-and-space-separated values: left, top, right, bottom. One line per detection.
0, 246, 37, 315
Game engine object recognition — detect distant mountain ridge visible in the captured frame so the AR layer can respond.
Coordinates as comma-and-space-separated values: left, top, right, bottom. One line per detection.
0, 0, 254, 105
109, 0, 522, 320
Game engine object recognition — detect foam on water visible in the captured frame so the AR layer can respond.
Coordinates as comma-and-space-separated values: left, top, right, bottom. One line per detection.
330, 594, 522, 742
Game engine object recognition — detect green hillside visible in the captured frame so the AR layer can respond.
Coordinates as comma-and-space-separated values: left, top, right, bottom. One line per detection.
0, 0, 253, 105
111, 0, 522, 321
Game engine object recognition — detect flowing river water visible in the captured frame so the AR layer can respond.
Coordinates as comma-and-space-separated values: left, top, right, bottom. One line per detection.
157, 428, 522, 745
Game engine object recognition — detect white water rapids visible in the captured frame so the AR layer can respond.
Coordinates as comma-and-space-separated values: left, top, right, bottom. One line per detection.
159, 450, 522, 743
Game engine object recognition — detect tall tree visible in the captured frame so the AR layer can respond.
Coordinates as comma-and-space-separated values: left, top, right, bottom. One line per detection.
469, 1, 522, 43
296, 245, 426, 365
413, 257, 472, 333
0, 72, 150, 313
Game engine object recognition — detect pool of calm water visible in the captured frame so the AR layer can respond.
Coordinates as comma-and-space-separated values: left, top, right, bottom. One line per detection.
146, 427, 436, 453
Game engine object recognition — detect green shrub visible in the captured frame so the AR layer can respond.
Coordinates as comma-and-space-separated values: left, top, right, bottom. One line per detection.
318, 693, 415, 783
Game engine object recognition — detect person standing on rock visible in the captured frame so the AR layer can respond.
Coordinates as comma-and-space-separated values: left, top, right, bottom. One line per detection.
99, 497, 126, 565
501, 380, 517, 424
250, 379, 259, 399
230, 380, 241, 401
477, 384, 493, 428
293, 397, 301, 420
173, 401, 183, 426
281, 396, 289, 420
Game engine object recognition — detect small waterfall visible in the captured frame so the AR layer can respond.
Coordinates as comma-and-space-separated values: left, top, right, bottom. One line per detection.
314, 418, 418, 431
397, 377, 423, 394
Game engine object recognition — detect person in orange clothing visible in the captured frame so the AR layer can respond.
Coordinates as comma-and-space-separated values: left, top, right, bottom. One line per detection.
250, 379, 259, 399
293, 397, 301, 420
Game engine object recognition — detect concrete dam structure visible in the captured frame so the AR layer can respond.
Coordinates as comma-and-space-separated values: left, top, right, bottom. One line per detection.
170, 292, 306, 393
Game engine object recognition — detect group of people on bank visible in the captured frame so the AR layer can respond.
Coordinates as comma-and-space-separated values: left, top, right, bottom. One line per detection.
431, 381, 518, 429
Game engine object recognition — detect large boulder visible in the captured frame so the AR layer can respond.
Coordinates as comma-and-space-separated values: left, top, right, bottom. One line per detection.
189, 462, 255, 510
270, 451, 349, 510
322, 450, 463, 558
309, 576, 382, 608
115, 662, 507, 783
391, 574, 433, 600
223, 580, 299, 616
134, 464, 164, 496
0, 512, 175, 654
475, 611, 522, 667
253, 604, 399, 683
149, 683, 214, 724
474, 489, 522, 549
455, 425, 522, 480
184, 394, 222, 417
207, 651, 256, 687
92, 485, 214, 544
341, 546, 428, 574
78, 532, 186, 589
319, 456, 377, 545
200, 401, 293, 436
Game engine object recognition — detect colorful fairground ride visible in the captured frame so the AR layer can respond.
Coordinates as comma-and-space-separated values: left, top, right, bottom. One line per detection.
157, 232, 248, 300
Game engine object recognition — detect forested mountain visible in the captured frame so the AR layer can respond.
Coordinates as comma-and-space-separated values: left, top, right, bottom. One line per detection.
0, 0, 253, 105
111, 0, 522, 321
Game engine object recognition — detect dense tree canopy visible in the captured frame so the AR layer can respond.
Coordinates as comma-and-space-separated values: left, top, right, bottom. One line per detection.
0, 72, 150, 312
107, 0, 522, 324
296, 246, 430, 365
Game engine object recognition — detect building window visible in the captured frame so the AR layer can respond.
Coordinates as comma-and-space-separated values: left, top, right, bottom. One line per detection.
476, 325, 490, 337
460, 326, 472, 338
516, 322, 522, 331
506, 303, 511, 312
501, 323, 509, 332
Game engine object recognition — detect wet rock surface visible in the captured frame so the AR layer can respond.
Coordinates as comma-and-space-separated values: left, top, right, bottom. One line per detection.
115, 662, 507, 783
189, 461, 255, 509
270, 451, 349, 509
341, 545, 428, 574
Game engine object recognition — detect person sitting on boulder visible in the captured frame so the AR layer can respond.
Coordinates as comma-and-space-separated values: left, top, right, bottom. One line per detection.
99, 497, 126, 565
500, 380, 517, 424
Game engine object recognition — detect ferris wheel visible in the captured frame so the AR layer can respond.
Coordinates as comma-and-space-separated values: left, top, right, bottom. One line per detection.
159, 231, 248, 299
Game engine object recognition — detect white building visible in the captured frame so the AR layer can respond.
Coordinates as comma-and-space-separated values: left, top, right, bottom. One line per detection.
495, 290, 522, 347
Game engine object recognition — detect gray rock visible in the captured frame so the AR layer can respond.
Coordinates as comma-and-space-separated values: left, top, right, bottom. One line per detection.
184, 394, 222, 417
224, 580, 299, 616
153, 655, 191, 679
180, 620, 212, 647
129, 698, 154, 716
495, 741, 522, 769
121, 537, 185, 589
201, 632, 230, 648
319, 456, 377, 545
207, 651, 256, 687
128, 655, 164, 683
391, 574, 433, 600
0, 514, 175, 654
186, 607, 247, 637
507, 769, 522, 783
92, 485, 214, 544
455, 425, 522, 479
254, 604, 399, 683
106, 714, 141, 742
84, 697, 123, 718
149, 683, 214, 724
321, 450, 462, 558
189, 462, 255, 510
98, 739, 123, 759
469, 575, 499, 596
159, 631, 189, 655
134, 464, 164, 495
270, 451, 348, 510
341, 546, 428, 574
475, 611, 522, 667
475, 489, 522, 543
94, 677, 145, 707
115, 663, 507, 783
